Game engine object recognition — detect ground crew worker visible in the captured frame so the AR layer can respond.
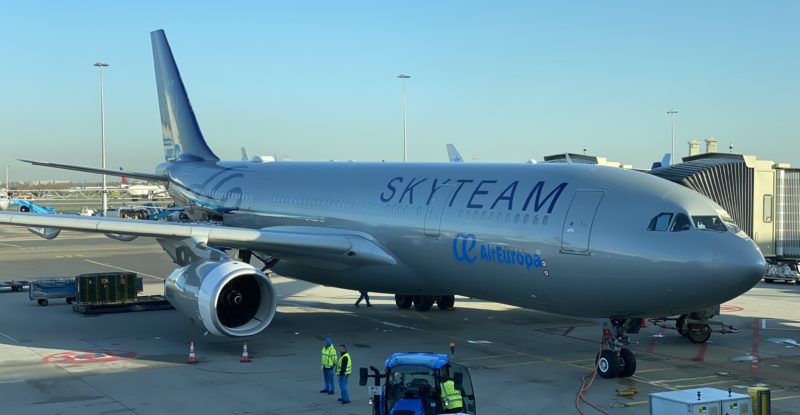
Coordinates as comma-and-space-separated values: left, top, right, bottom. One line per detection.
439, 376, 464, 413
355, 290, 372, 307
320, 338, 337, 394
336, 344, 352, 404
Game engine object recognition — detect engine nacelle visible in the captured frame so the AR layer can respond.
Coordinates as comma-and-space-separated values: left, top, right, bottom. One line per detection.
27, 226, 61, 240
164, 260, 276, 337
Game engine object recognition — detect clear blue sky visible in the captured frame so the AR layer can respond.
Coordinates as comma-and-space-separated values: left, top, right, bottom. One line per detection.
0, 1, 797, 181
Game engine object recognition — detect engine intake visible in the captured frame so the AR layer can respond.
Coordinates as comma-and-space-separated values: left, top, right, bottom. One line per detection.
164, 260, 276, 337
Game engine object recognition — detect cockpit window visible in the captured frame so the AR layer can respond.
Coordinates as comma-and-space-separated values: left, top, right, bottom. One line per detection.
670, 213, 692, 232
648, 213, 673, 231
692, 215, 727, 232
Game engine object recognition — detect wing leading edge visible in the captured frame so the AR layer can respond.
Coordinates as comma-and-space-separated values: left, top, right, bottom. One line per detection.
0, 212, 395, 267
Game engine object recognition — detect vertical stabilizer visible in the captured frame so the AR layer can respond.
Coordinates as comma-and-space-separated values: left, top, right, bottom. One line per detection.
446, 144, 464, 162
151, 30, 218, 162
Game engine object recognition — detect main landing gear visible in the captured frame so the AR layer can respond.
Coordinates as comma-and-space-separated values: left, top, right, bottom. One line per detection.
394, 294, 455, 311
596, 318, 640, 379
651, 305, 739, 344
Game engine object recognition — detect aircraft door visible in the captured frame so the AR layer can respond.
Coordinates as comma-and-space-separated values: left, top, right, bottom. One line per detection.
448, 363, 476, 414
561, 190, 604, 254
424, 185, 455, 237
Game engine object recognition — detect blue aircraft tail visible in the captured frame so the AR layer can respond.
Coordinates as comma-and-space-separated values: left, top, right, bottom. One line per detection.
151, 30, 218, 162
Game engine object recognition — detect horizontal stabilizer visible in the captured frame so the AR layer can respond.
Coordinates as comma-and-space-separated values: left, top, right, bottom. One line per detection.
19, 160, 169, 182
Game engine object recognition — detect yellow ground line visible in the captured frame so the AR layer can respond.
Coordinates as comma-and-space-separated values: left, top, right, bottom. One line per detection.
82, 259, 165, 281
624, 400, 649, 406
460, 353, 525, 362
773, 394, 800, 401
652, 375, 719, 383
0, 242, 23, 248
635, 368, 677, 373
482, 360, 551, 369
564, 358, 597, 364
628, 376, 679, 391
672, 380, 734, 388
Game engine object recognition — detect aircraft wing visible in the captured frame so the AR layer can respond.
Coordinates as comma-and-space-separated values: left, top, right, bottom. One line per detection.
19, 160, 169, 182
0, 212, 396, 267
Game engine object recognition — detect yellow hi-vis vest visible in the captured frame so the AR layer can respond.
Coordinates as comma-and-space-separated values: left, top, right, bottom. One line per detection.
321, 345, 337, 368
440, 380, 464, 410
337, 352, 352, 375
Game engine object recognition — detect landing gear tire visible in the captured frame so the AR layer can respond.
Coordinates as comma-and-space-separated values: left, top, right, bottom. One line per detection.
686, 324, 712, 344
37, 299, 48, 306
764, 278, 775, 283
436, 295, 455, 310
66, 297, 74, 304
413, 295, 435, 312
395, 294, 413, 310
676, 314, 688, 337
618, 348, 636, 377
596, 350, 619, 379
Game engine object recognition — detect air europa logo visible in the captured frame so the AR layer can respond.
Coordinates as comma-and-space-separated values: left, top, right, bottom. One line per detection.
452, 233, 548, 273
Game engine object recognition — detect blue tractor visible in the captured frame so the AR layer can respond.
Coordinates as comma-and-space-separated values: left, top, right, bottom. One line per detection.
359, 353, 476, 415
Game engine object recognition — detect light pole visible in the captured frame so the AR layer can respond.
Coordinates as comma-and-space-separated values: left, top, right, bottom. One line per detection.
4, 164, 8, 190
94, 62, 109, 216
667, 108, 678, 165
397, 74, 411, 162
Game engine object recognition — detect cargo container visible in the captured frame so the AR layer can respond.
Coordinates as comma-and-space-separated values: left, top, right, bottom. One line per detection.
75, 272, 141, 304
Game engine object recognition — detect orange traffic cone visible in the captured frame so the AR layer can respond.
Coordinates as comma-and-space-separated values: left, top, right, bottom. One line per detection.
240, 342, 251, 363
187, 341, 198, 364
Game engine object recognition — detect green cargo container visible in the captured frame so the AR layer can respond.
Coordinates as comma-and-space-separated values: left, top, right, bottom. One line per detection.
76, 272, 139, 304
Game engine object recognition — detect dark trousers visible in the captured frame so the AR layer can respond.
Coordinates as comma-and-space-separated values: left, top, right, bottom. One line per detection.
355, 291, 371, 306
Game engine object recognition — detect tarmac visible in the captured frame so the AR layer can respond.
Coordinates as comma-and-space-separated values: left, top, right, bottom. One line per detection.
0, 226, 798, 414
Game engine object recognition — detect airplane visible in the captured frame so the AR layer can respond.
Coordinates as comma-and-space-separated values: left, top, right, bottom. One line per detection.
651, 153, 671, 170
447, 144, 537, 164
446, 144, 464, 162
0, 190, 8, 211
0, 30, 766, 379
120, 168, 168, 199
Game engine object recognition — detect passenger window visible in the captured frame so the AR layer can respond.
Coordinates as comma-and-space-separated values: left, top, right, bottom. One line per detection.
523, 214, 529, 224
763, 194, 773, 223
670, 213, 692, 232
648, 213, 673, 231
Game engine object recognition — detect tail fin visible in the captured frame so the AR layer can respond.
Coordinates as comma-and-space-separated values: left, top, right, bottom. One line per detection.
651, 153, 671, 170
446, 144, 464, 162
151, 30, 218, 162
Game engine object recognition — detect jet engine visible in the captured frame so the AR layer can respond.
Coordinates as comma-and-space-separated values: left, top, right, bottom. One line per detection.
164, 260, 276, 337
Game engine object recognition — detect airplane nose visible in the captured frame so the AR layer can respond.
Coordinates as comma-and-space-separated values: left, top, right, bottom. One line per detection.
715, 235, 767, 299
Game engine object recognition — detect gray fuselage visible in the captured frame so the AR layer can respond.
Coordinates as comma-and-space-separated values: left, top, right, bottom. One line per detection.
164, 160, 766, 319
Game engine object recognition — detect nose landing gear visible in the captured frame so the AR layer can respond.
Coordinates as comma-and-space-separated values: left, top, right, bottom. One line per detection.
596, 318, 640, 379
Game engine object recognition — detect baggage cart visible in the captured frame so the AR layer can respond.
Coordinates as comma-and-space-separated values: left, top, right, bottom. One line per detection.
0, 280, 29, 293
29, 278, 76, 306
